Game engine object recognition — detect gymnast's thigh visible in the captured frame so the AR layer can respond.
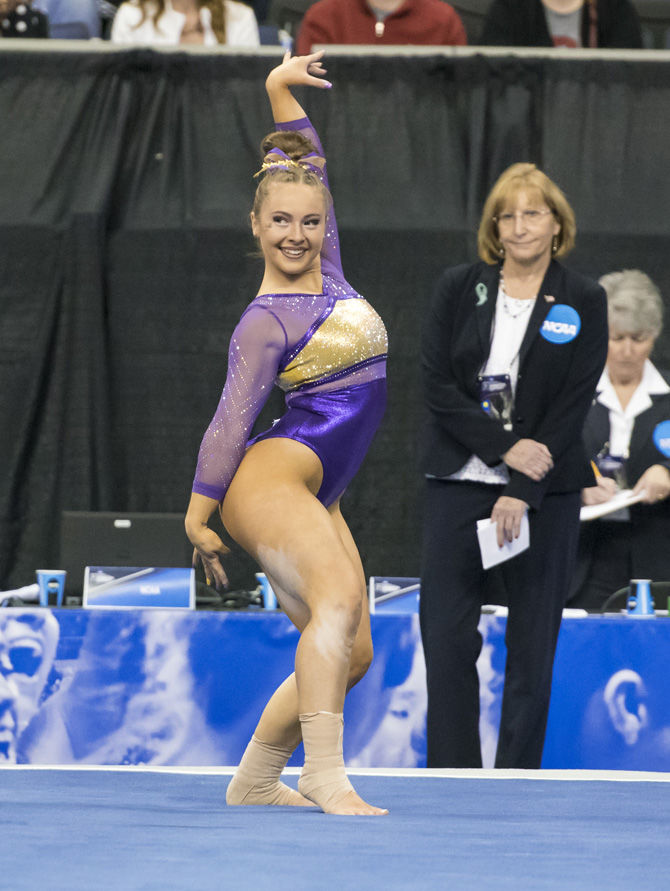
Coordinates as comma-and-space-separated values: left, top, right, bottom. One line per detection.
220, 439, 359, 611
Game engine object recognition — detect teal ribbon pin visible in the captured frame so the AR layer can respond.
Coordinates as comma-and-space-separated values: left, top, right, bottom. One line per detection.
475, 283, 488, 306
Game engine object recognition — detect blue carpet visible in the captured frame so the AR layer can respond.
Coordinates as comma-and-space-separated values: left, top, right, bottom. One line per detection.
1, 769, 669, 890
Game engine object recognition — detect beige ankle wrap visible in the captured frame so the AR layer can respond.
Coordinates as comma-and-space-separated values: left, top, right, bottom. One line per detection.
297, 711, 355, 811
226, 735, 312, 806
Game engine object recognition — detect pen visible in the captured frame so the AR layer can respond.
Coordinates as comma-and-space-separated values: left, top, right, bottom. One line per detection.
590, 460, 603, 481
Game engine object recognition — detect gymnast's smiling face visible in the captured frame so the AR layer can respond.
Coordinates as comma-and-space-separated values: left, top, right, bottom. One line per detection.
251, 181, 326, 286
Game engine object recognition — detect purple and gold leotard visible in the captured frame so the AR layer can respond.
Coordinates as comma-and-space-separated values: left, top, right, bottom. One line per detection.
192, 116, 387, 508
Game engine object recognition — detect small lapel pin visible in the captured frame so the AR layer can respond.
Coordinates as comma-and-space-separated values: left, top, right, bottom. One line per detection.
475, 283, 488, 306
544, 295, 555, 303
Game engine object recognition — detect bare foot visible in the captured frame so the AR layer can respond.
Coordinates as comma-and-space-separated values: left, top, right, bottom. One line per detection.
226, 776, 316, 807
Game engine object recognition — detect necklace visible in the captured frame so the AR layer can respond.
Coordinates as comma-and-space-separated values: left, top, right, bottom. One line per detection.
499, 272, 536, 318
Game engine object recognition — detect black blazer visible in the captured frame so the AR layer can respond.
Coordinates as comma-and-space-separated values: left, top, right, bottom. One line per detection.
479, 0, 643, 49
572, 385, 670, 590
420, 259, 608, 510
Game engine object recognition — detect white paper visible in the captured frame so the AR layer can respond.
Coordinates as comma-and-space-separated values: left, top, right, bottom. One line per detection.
579, 488, 646, 522
476, 513, 530, 569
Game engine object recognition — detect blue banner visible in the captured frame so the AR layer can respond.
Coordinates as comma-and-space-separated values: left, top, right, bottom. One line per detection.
2, 607, 668, 770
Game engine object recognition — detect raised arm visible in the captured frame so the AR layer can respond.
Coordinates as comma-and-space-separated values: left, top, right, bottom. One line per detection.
264, 53, 343, 278
265, 51, 331, 125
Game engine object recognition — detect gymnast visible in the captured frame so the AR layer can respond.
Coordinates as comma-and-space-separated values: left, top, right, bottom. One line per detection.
184, 51, 388, 816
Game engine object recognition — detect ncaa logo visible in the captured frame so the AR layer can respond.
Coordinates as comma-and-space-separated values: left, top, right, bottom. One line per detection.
653, 420, 670, 458
540, 304, 581, 344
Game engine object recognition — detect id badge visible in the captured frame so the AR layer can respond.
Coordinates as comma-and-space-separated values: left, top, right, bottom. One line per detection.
478, 373, 513, 431
596, 448, 626, 487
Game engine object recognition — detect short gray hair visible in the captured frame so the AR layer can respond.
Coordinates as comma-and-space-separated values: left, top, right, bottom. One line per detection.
599, 269, 663, 339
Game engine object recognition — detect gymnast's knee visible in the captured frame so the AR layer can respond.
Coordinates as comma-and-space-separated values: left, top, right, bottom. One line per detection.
316, 570, 363, 638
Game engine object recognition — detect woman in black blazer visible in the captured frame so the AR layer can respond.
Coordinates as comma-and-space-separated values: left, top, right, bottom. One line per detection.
420, 162, 608, 769
569, 270, 670, 611
479, 0, 643, 49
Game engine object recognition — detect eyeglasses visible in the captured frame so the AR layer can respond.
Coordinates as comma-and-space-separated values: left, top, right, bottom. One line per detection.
494, 209, 554, 227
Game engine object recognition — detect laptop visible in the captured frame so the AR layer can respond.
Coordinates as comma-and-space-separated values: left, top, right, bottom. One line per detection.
60, 511, 193, 599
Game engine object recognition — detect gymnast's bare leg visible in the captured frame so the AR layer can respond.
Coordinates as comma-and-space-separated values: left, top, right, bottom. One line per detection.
217, 437, 387, 816
224, 566, 374, 808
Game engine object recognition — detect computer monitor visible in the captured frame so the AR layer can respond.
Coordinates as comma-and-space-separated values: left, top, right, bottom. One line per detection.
60, 511, 192, 599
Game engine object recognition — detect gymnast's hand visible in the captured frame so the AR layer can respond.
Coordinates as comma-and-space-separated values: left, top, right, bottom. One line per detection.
502, 438, 553, 482
186, 523, 230, 591
185, 493, 230, 588
266, 50, 332, 92
189, 526, 230, 590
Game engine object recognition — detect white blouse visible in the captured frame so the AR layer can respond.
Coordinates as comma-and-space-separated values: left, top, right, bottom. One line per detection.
596, 360, 670, 458
111, 0, 260, 47
448, 288, 536, 485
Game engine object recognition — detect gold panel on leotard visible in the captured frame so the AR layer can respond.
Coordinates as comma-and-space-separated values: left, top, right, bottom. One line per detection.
278, 298, 388, 391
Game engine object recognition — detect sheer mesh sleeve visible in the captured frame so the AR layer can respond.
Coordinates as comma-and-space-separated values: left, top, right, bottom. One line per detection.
274, 115, 343, 280
192, 306, 288, 502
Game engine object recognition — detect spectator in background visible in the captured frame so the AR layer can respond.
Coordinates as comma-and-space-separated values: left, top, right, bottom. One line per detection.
296, 0, 466, 54
111, 0, 259, 45
569, 270, 670, 611
249, 0, 266, 23
34, 0, 101, 37
479, 0, 643, 49
0, 0, 49, 36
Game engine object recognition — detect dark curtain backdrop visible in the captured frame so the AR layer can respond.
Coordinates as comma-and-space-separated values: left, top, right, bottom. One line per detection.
1, 48, 670, 591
